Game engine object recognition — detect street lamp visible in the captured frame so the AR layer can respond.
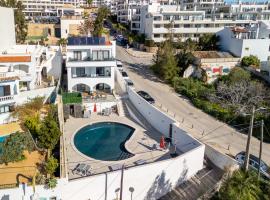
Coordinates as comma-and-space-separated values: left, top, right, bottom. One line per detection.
129, 187, 135, 200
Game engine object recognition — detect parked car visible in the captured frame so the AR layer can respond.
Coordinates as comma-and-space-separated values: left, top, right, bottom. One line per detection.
116, 60, 123, 72
121, 71, 129, 79
137, 90, 155, 104
125, 79, 134, 86
235, 151, 269, 176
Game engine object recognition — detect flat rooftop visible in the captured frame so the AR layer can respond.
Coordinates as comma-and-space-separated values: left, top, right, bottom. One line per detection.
193, 51, 236, 59
67, 37, 112, 46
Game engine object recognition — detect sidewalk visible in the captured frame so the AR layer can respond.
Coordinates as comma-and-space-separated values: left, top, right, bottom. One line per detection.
125, 47, 155, 58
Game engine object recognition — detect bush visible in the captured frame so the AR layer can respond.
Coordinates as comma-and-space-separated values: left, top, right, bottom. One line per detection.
46, 177, 57, 189
145, 39, 156, 47
24, 116, 41, 136
45, 156, 59, 176
241, 55, 260, 68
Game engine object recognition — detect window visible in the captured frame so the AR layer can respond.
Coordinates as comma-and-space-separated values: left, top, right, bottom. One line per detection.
0, 86, 11, 97
195, 24, 201, 28
96, 67, 105, 76
183, 15, 189, 20
183, 24, 191, 28
269, 45, 270, 51
245, 47, 249, 51
154, 34, 160, 38
73, 51, 82, 60
154, 24, 161, 28
163, 15, 170, 21
154, 16, 161, 21
174, 15, 180, 20
76, 68, 85, 77
0, 106, 10, 114
92, 50, 110, 60
174, 24, 180, 28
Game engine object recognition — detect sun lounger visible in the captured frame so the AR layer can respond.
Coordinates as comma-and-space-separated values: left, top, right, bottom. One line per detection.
109, 164, 122, 171
82, 165, 91, 176
135, 159, 147, 165
75, 163, 86, 175
72, 164, 80, 174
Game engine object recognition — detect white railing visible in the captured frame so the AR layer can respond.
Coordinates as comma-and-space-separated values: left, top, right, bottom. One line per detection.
0, 95, 14, 102
0, 73, 6, 78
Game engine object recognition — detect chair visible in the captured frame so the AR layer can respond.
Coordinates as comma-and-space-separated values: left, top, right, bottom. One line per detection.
71, 164, 80, 174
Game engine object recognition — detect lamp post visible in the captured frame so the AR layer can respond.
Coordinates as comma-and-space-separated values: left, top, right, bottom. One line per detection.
129, 187, 134, 200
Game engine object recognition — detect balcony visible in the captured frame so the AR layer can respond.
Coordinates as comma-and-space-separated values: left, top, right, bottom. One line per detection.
0, 95, 14, 103
68, 57, 115, 62
72, 73, 111, 78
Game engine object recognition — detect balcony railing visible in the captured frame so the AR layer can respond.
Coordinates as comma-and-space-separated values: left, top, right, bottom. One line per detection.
0, 95, 14, 102
68, 57, 115, 62
72, 74, 111, 78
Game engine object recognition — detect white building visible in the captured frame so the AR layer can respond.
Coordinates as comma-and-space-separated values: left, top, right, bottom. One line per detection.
217, 21, 270, 72
66, 37, 116, 93
0, 7, 62, 124
129, 1, 270, 42
19, 0, 87, 18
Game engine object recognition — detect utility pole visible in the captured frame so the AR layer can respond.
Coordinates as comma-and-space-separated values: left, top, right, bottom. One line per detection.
258, 120, 264, 178
244, 106, 255, 172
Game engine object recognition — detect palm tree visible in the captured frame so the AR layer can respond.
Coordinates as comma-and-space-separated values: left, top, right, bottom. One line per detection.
57, 38, 67, 46
218, 170, 263, 200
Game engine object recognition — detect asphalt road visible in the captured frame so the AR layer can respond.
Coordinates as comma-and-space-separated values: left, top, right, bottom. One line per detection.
116, 45, 270, 166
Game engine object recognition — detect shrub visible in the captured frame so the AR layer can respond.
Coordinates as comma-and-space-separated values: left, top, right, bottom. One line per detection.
24, 116, 41, 136
46, 177, 58, 189
145, 39, 156, 47
241, 55, 260, 68
45, 156, 59, 176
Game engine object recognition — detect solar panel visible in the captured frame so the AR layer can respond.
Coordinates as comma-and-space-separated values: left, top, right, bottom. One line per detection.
67, 37, 107, 45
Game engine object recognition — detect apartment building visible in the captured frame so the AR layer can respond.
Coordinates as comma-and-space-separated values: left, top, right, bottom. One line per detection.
217, 21, 270, 73
129, 1, 270, 42
66, 37, 116, 93
0, 7, 62, 124
20, 0, 88, 17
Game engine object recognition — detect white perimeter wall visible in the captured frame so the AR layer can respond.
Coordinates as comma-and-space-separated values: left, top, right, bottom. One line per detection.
0, 144, 204, 200
0, 7, 16, 51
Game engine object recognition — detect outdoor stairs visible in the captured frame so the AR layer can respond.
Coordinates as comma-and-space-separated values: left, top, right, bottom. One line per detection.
159, 165, 224, 200
117, 99, 130, 117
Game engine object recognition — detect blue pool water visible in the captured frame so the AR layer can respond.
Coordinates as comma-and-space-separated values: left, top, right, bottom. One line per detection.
74, 122, 135, 161
0, 135, 8, 154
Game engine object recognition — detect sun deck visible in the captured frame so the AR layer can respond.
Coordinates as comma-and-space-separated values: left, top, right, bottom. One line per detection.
64, 101, 182, 180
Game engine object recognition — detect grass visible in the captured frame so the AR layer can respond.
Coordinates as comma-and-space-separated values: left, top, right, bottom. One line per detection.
62, 92, 82, 104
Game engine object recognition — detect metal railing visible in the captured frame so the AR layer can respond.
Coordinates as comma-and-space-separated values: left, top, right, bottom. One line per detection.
68, 57, 115, 62
0, 95, 14, 102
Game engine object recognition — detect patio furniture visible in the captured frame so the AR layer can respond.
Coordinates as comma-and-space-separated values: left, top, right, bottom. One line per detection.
71, 164, 80, 174
74, 163, 86, 175
135, 159, 147, 165
109, 164, 122, 171
82, 165, 91, 176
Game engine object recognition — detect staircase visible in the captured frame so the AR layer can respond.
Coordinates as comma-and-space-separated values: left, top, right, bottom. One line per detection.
159, 166, 223, 200
117, 99, 130, 117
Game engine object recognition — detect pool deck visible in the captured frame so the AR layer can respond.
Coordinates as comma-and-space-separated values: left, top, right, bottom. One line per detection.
0, 122, 23, 136
64, 99, 182, 180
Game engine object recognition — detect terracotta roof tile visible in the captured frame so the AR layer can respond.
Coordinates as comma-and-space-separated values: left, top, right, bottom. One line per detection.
0, 56, 31, 63
0, 76, 20, 81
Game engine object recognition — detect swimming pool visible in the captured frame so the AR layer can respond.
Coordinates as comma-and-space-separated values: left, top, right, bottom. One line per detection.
73, 122, 135, 161
0, 135, 8, 154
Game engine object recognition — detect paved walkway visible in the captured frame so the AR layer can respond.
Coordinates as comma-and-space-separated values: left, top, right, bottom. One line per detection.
116, 45, 270, 166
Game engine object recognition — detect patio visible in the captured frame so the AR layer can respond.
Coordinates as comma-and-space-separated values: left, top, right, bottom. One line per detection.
63, 101, 182, 180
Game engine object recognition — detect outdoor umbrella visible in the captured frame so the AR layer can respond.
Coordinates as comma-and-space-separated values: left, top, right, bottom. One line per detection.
93, 103, 97, 112
160, 136, 165, 149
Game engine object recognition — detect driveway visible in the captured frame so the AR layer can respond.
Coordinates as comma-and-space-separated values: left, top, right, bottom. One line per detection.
116, 45, 270, 166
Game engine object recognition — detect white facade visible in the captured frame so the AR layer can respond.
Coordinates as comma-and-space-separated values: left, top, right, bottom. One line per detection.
128, 2, 270, 42
66, 37, 116, 93
217, 22, 270, 71
19, 0, 87, 17
0, 7, 16, 51
60, 17, 84, 38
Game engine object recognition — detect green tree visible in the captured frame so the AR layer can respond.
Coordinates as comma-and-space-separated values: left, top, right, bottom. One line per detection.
218, 170, 263, 200
78, 17, 94, 36
93, 6, 109, 37
57, 38, 67, 46
241, 55, 260, 68
198, 34, 219, 51
38, 114, 61, 155
0, 132, 35, 164
227, 67, 251, 84
24, 115, 41, 136
87, 0, 93, 6
45, 156, 59, 176
0, 0, 28, 43
152, 40, 179, 83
